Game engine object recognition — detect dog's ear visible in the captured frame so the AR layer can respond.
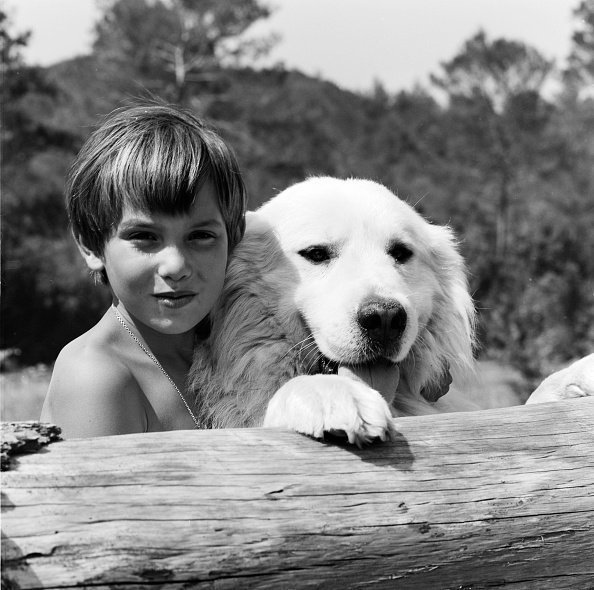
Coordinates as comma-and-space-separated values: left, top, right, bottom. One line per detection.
400, 223, 476, 400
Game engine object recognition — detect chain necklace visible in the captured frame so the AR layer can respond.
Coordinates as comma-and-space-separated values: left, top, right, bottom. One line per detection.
112, 306, 200, 428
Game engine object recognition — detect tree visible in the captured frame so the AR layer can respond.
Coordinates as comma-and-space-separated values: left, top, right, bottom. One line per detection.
0, 9, 29, 73
93, 0, 277, 103
1, 11, 108, 364
565, 0, 594, 89
431, 31, 553, 271
428, 31, 594, 378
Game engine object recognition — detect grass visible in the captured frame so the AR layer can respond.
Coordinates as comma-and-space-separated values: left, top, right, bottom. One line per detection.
1, 365, 52, 422
0, 360, 528, 423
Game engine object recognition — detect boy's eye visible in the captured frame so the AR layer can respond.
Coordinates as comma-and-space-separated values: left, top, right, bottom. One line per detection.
189, 231, 216, 241
128, 231, 157, 241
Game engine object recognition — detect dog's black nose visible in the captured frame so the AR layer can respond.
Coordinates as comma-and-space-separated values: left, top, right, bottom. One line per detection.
357, 299, 407, 346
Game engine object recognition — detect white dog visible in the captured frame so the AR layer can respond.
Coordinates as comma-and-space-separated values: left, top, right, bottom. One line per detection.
190, 177, 476, 445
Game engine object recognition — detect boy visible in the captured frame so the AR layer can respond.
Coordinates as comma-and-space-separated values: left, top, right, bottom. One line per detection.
40, 104, 247, 438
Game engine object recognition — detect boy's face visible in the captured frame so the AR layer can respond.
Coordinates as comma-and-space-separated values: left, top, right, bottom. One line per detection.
83, 181, 228, 335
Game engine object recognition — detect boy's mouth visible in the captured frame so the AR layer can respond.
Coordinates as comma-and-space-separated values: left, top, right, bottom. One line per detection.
153, 291, 196, 308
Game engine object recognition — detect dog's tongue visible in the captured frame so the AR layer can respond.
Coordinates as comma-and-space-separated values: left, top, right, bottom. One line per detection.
338, 361, 400, 404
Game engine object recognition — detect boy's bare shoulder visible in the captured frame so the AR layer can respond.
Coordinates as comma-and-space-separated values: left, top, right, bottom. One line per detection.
53, 331, 130, 387
42, 325, 149, 437
52, 317, 128, 376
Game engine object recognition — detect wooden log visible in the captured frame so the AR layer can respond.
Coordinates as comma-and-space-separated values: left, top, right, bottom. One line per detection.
2, 398, 593, 589
1, 422, 62, 471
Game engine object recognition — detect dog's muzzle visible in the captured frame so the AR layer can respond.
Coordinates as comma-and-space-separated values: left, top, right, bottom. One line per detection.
356, 298, 407, 355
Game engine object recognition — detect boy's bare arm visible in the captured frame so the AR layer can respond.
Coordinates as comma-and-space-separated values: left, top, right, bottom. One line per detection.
41, 348, 149, 439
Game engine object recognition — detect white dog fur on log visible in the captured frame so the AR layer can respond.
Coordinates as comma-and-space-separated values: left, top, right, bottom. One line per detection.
526, 354, 594, 404
190, 177, 476, 444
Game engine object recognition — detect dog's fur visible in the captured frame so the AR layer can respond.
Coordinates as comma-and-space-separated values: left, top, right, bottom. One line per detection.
190, 177, 476, 444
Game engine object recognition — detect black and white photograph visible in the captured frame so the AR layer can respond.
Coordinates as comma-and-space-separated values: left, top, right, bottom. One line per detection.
2, 0, 593, 587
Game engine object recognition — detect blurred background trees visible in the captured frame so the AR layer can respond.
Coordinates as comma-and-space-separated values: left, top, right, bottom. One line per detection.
1, 0, 593, 383
92, 0, 276, 103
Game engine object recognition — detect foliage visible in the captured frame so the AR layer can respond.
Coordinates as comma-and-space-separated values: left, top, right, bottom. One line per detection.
566, 0, 594, 88
1, 10, 109, 364
425, 31, 593, 379
1, 5, 593, 380
93, 0, 276, 103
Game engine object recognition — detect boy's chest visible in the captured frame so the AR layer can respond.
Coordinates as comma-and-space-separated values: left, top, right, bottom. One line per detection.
137, 365, 197, 432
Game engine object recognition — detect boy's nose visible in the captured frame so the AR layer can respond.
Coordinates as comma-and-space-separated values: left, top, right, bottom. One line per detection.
157, 246, 191, 281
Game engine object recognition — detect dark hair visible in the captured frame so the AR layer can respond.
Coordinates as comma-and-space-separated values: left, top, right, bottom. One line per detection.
67, 104, 247, 267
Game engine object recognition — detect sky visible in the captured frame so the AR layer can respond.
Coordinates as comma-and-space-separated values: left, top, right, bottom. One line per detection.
5, 0, 580, 95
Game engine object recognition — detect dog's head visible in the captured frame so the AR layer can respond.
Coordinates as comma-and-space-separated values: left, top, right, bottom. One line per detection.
255, 177, 476, 400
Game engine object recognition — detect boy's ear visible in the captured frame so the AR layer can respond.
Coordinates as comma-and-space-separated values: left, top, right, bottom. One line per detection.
76, 241, 105, 272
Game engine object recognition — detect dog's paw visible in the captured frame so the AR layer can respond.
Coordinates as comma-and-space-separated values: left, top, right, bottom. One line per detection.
263, 375, 395, 446
526, 354, 594, 404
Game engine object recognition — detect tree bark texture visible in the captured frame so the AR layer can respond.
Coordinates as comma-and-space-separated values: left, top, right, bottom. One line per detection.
2, 398, 593, 589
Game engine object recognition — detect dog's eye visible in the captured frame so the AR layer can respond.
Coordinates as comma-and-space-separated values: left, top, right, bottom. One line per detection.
389, 243, 413, 263
298, 246, 332, 264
